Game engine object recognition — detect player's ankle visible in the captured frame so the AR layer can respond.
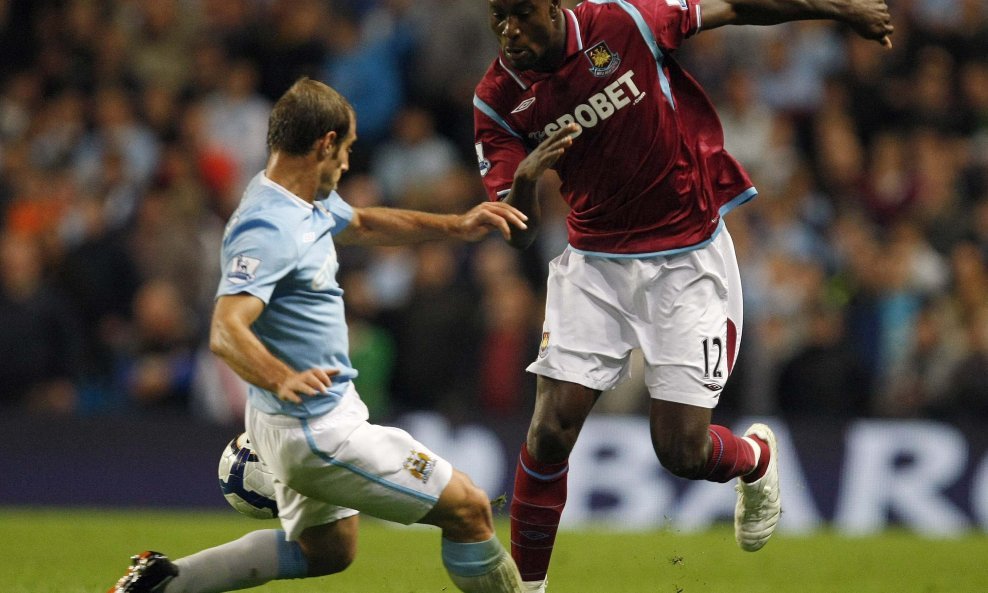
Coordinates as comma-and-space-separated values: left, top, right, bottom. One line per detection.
741, 435, 770, 483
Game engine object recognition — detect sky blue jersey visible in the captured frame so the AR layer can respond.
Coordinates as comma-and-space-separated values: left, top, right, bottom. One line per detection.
216, 172, 357, 418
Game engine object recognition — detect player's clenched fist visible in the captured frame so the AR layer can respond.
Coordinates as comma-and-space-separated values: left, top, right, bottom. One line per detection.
843, 0, 894, 47
514, 124, 579, 185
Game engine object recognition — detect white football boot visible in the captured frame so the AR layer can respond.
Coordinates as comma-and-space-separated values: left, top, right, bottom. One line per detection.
734, 423, 781, 552
522, 578, 547, 592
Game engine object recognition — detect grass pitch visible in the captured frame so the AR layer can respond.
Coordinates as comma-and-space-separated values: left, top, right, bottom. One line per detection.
1, 507, 986, 593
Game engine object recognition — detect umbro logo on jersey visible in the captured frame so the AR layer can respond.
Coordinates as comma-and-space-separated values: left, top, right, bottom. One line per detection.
511, 97, 536, 113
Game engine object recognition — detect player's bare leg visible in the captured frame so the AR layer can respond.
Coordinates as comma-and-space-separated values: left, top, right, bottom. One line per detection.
649, 400, 779, 549
511, 377, 600, 592
420, 469, 524, 593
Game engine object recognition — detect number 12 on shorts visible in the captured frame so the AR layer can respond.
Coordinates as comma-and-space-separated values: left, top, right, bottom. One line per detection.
701, 336, 724, 379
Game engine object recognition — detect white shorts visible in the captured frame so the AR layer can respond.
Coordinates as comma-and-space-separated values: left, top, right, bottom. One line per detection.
528, 227, 743, 409
245, 384, 453, 540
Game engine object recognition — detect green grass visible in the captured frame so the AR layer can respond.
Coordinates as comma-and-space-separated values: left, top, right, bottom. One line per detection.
1, 508, 987, 593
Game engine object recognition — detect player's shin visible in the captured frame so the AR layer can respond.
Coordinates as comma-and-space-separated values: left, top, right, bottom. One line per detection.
442, 536, 524, 593
702, 425, 765, 483
167, 529, 306, 593
510, 444, 568, 584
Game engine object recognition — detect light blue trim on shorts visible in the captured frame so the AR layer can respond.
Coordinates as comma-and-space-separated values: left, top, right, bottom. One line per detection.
568, 187, 757, 259
299, 419, 439, 505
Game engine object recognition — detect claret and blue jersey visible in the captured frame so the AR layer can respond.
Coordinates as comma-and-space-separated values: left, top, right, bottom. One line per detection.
474, 0, 758, 256
216, 172, 358, 418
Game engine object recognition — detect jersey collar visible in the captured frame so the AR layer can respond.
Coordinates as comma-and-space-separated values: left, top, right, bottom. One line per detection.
260, 173, 314, 210
498, 8, 583, 91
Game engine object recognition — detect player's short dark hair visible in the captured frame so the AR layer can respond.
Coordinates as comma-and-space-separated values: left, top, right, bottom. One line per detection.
266, 78, 353, 156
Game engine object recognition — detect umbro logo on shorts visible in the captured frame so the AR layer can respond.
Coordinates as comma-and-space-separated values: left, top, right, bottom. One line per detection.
704, 383, 723, 392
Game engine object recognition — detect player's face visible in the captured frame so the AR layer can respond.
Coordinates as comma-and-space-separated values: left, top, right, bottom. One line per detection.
319, 114, 357, 195
489, 0, 561, 72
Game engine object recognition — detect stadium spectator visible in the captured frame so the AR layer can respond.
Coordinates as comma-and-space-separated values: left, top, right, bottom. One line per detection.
371, 106, 462, 204
340, 268, 396, 420
717, 68, 778, 182
321, 3, 407, 152
73, 85, 160, 201
55, 193, 142, 382
247, 0, 328, 102
879, 296, 965, 418
0, 232, 83, 414
477, 273, 541, 419
0, 0, 980, 444
200, 58, 272, 193
389, 240, 483, 418
112, 278, 198, 414
118, 0, 200, 93
405, 0, 500, 154
944, 302, 988, 422
775, 299, 871, 420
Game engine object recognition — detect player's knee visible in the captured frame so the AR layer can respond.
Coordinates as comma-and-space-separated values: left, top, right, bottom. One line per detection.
303, 542, 356, 577
297, 521, 358, 577
455, 483, 495, 533
438, 480, 495, 542
528, 420, 577, 462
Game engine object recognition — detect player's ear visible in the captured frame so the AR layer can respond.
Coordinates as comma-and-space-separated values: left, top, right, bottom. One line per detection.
315, 131, 337, 159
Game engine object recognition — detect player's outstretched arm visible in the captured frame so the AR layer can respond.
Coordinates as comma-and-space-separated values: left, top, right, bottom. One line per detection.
502, 123, 579, 250
700, 0, 894, 47
335, 201, 529, 246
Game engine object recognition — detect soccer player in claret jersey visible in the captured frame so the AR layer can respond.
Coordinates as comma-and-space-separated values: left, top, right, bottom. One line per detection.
108, 78, 529, 593
474, 0, 893, 590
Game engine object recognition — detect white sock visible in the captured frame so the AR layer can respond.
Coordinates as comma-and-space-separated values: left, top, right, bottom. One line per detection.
442, 536, 523, 593
165, 529, 307, 593
741, 436, 762, 476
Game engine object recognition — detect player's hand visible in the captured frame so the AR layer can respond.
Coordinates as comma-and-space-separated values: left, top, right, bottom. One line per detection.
844, 0, 894, 47
275, 368, 339, 403
514, 124, 579, 184
452, 201, 529, 241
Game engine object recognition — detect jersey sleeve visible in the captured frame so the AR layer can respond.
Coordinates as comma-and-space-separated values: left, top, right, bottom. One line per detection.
216, 216, 298, 304
631, 0, 702, 50
474, 99, 529, 202
323, 191, 355, 234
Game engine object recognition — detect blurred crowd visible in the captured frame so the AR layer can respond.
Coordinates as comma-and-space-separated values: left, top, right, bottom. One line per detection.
0, 0, 985, 426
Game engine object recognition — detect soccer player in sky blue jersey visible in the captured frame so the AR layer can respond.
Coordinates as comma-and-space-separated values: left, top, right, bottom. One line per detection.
473, 0, 893, 589
109, 78, 531, 593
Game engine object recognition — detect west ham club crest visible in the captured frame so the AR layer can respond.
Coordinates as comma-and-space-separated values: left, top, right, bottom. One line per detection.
584, 41, 621, 77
